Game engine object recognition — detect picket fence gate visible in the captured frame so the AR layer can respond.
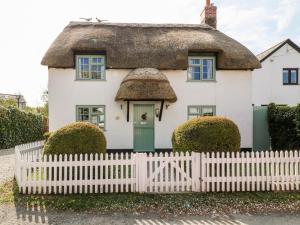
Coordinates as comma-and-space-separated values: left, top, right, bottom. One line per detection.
15, 141, 300, 194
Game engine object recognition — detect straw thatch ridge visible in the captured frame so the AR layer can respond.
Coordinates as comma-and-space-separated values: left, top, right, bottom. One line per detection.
115, 68, 177, 102
41, 22, 261, 70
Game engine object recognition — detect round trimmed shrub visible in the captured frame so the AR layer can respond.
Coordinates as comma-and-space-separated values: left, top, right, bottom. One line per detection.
43, 122, 106, 155
172, 116, 241, 153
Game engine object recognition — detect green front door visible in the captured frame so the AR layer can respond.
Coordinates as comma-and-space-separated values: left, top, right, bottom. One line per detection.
133, 104, 155, 152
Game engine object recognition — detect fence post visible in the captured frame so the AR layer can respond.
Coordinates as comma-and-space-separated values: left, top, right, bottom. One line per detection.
136, 153, 147, 193
192, 152, 201, 192
200, 152, 207, 192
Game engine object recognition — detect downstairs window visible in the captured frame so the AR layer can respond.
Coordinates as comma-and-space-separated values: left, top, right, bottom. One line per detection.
188, 105, 216, 120
76, 105, 105, 129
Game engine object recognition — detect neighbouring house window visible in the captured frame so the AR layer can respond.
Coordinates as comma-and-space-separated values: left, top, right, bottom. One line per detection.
188, 105, 216, 120
76, 55, 106, 80
76, 105, 105, 129
283, 68, 298, 85
188, 57, 215, 81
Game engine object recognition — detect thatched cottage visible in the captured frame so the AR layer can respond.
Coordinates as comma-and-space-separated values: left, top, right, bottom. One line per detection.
42, 1, 260, 151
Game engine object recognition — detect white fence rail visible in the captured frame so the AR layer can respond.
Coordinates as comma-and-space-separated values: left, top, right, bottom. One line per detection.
15, 142, 300, 194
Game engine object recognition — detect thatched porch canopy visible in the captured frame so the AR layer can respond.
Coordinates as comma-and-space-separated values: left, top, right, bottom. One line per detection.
115, 68, 177, 103
41, 22, 261, 70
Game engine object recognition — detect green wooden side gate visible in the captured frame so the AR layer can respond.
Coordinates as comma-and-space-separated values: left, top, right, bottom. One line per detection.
253, 106, 271, 151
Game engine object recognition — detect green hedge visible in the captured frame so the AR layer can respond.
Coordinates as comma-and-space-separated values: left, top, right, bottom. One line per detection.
0, 106, 45, 149
43, 122, 106, 155
268, 103, 300, 150
172, 116, 241, 153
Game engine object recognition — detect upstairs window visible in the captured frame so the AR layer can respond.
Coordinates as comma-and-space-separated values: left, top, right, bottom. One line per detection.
76, 105, 105, 129
76, 55, 106, 80
188, 105, 216, 120
283, 69, 298, 85
188, 57, 215, 81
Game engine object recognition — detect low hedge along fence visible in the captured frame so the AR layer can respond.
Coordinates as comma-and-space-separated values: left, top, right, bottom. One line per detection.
268, 103, 300, 150
0, 106, 46, 149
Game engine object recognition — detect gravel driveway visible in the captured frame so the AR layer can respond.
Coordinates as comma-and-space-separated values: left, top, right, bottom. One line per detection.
0, 148, 15, 184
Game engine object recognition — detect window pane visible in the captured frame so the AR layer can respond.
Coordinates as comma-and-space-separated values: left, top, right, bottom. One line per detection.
78, 107, 89, 121
91, 65, 103, 79
291, 70, 298, 84
283, 70, 289, 84
79, 57, 90, 79
189, 66, 200, 80
203, 59, 213, 80
79, 107, 89, 115
202, 107, 214, 116
80, 57, 89, 65
189, 58, 200, 65
92, 57, 103, 64
91, 115, 98, 124
189, 107, 200, 114
92, 107, 104, 114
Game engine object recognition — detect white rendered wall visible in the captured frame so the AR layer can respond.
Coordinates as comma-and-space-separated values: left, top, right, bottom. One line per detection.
253, 43, 300, 106
48, 68, 253, 149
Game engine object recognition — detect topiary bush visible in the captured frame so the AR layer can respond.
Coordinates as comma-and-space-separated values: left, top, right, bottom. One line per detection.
172, 116, 241, 153
0, 106, 45, 149
43, 122, 106, 155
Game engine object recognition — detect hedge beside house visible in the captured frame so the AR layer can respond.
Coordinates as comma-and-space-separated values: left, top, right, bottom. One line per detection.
0, 106, 45, 149
267, 103, 300, 150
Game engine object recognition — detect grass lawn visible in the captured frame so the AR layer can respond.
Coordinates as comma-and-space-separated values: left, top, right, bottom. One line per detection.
1, 178, 300, 216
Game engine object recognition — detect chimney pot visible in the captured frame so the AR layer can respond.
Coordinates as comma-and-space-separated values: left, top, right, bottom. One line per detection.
201, 0, 217, 28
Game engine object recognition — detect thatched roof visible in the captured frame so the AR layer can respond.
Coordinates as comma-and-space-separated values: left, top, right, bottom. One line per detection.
115, 68, 177, 102
41, 22, 261, 70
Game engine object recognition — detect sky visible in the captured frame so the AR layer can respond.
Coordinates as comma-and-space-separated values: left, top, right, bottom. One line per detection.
0, 0, 299, 106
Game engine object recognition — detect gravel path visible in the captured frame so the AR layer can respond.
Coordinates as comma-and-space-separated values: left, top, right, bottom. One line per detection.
0, 205, 300, 225
0, 148, 15, 184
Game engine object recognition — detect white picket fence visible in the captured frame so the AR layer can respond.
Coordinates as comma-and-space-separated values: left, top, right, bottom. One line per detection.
15, 142, 300, 194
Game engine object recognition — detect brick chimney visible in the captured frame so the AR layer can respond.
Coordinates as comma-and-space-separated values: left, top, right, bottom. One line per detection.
200, 0, 217, 28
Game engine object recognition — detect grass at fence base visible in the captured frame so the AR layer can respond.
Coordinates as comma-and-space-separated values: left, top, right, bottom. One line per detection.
1, 179, 300, 215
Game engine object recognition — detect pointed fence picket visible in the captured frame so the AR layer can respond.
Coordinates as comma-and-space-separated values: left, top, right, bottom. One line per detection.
15, 142, 300, 194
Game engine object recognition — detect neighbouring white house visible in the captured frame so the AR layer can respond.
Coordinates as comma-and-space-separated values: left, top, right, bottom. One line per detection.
41, 1, 260, 152
253, 39, 300, 106
252, 39, 300, 151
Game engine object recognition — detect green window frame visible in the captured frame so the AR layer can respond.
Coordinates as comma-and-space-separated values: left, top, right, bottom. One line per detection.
76, 55, 106, 80
187, 56, 216, 81
187, 105, 216, 120
76, 105, 105, 129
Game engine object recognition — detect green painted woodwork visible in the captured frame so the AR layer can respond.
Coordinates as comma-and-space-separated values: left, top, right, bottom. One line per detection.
76, 105, 105, 130
76, 55, 106, 80
187, 56, 216, 81
253, 106, 271, 151
187, 105, 216, 120
133, 104, 155, 152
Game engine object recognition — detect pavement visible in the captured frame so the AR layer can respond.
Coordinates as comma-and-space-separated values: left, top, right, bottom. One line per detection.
1, 148, 300, 225
0, 205, 300, 225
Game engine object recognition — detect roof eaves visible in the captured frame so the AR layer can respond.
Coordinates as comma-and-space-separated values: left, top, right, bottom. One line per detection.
258, 39, 300, 63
